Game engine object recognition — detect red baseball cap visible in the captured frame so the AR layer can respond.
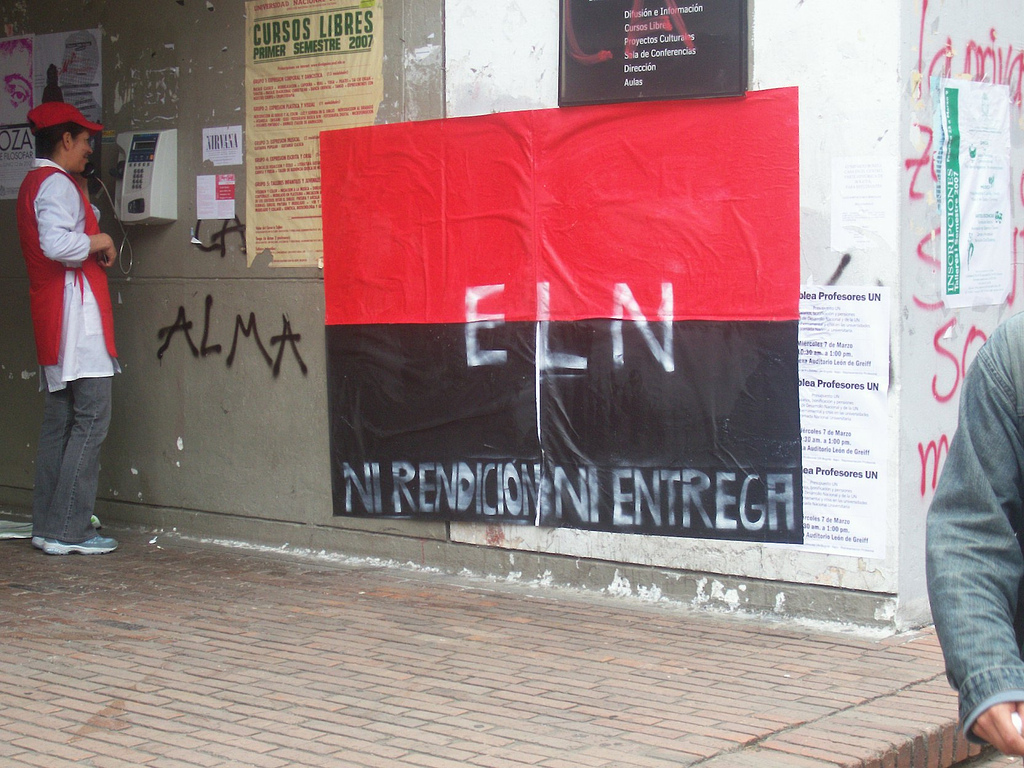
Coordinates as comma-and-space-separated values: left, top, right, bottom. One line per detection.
27, 101, 103, 133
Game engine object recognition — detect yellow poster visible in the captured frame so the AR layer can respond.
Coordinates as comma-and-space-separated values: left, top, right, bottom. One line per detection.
245, 0, 383, 268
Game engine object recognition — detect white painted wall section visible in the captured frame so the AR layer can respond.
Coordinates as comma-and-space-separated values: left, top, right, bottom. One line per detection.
447, 2, 905, 599
897, 0, 1024, 627
445, 0, 559, 116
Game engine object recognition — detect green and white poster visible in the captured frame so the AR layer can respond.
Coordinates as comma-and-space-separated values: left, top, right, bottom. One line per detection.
934, 78, 1013, 308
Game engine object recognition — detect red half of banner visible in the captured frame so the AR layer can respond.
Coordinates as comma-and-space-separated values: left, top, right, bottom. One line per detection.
321, 87, 800, 326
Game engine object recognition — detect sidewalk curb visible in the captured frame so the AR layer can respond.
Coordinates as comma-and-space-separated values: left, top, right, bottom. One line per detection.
719, 675, 983, 767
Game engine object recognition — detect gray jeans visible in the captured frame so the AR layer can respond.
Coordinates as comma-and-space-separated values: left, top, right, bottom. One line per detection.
32, 377, 112, 543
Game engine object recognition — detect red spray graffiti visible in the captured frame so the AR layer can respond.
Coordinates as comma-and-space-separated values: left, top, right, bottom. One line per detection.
908, 3, 1022, 498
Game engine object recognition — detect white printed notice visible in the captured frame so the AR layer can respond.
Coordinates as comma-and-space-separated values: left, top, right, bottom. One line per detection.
798, 287, 890, 558
197, 174, 236, 220
202, 125, 242, 167
934, 78, 1013, 308
830, 157, 896, 254
245, 0, 384, 268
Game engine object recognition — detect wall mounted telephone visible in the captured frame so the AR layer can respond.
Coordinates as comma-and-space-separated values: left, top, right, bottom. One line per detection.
114, 129, 177, 224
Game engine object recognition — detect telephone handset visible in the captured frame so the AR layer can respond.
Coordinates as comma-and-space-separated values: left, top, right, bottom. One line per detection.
83, 158, 136, 274
113, 129, 177, 224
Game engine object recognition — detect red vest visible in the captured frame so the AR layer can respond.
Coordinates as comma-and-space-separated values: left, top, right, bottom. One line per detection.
17, 166, 117, 366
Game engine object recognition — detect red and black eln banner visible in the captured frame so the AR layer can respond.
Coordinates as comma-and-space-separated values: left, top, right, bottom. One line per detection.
321, 88, 802, 543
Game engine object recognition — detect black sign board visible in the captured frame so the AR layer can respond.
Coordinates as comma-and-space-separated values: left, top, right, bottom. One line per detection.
559, 0, 748, 106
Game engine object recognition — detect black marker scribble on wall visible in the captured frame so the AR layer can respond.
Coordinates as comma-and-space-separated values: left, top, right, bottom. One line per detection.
226, 313, 272, 368
157, 294, 306, 377
827, 253, 852, 286
157, 305, 198, 358
199, 294, 221, 356
192, 218, 246, 259
270, 316, 308, 376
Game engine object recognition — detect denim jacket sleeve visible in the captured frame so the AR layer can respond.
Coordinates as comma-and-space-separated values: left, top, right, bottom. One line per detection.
926, 313, 1024, 737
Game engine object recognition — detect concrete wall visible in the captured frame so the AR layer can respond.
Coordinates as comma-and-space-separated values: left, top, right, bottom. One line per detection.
444, 0, 908, 625
4, 0, 1020, 628
0, 0, 446, 549
898, 0, 1024, 626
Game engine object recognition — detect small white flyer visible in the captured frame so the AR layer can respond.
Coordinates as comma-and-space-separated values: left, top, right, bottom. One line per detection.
797, 286, 890, 559
196, 174, 235, 220
830, 157, 897, 254
202, 125, 242, 166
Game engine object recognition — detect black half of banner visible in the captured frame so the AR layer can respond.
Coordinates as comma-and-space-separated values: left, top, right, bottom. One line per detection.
326, 320, 802, 543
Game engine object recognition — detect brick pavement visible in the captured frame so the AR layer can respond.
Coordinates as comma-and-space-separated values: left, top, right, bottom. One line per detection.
0, 526, 991, 768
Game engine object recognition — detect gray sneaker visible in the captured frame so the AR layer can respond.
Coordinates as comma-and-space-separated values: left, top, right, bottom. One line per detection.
31, 536, 45, 549
40, 535, 118, 555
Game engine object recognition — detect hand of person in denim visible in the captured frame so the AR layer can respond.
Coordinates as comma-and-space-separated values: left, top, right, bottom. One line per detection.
973, 702, 1024, 755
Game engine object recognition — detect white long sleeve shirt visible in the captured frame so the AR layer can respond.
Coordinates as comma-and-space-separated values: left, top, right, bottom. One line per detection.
32, 159, 119, 392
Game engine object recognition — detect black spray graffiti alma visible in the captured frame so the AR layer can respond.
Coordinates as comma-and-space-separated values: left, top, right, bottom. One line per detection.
157, 295, 307, 377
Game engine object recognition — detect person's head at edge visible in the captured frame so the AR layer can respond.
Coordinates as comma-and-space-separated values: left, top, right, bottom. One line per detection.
27, 101, 102, 175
